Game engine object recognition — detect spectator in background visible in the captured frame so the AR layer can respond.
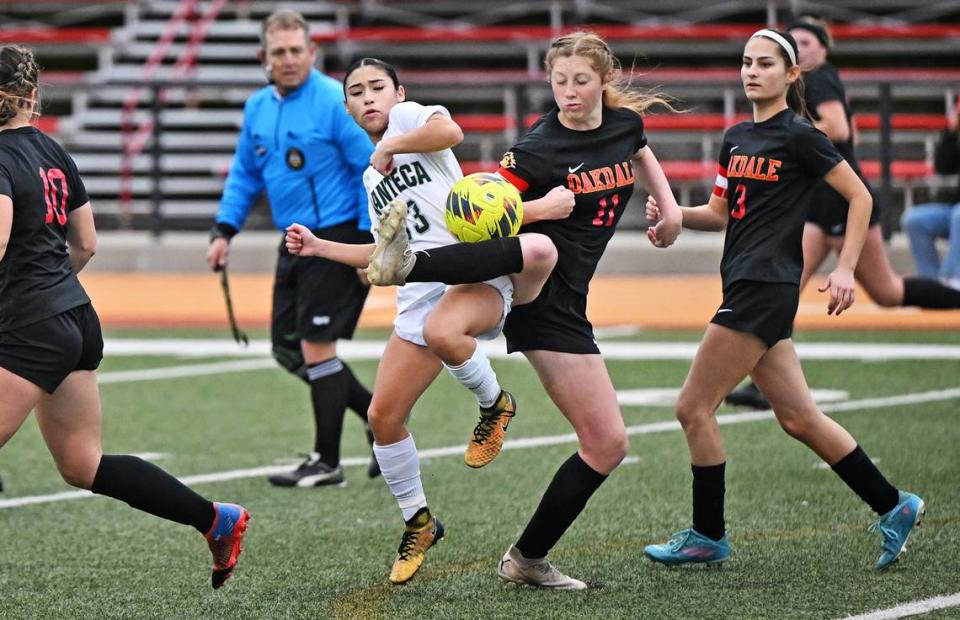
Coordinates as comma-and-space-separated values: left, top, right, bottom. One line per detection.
901, 101, 960, 288
207, 10, 378, 486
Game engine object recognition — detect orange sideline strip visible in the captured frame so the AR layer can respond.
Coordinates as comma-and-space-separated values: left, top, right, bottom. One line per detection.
78, 273, 960, 331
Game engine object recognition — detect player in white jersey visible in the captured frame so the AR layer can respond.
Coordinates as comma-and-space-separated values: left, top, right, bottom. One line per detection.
284, 58, 573, 584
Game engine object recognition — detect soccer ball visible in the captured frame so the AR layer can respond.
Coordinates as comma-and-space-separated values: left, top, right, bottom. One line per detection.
445, 172, 523, 243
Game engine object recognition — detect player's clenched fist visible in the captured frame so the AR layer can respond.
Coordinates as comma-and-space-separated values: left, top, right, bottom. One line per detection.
540, 185, 576, 220
285, 223, 321, 256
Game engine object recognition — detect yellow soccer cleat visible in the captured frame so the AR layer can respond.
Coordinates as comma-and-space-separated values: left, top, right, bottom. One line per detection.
389, 508, 445, 584
464, 390, 516, 468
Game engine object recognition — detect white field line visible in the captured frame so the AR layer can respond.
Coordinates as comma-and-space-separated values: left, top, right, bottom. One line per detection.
103, 338, 960, 361
98, 359, 277, 383
1, 385, 958, 510
840, 593, 960, 619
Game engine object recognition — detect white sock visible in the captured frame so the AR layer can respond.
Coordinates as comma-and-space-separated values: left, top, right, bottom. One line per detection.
443, 341, 501, 408
373, 434, 427, 522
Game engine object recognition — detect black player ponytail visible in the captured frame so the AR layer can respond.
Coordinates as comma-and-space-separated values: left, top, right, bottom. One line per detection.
343, 57, 400, 94
0, 45, 40, 126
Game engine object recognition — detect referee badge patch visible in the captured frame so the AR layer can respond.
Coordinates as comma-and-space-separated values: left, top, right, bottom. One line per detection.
286, 147, 305, 170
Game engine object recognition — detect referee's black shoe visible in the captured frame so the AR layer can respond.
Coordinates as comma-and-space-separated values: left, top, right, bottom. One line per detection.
724, 381, 770, 410
268, 453, 345, 488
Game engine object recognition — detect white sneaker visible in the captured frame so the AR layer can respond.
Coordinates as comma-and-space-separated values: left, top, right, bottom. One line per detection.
367, 198, 416, 286
497, 545, 587, 590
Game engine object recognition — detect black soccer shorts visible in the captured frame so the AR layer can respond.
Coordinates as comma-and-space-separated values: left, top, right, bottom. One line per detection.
0, 303, 104, 393
710, 280, 800, 349
271, 221, 372, 349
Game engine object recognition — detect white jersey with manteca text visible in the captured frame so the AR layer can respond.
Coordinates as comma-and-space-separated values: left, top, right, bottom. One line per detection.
363, 100, 463, 313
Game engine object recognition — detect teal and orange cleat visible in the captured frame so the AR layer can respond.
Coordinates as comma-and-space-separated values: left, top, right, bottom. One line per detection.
644, 528, 730, 566
205, 502, 251, 589
871, 491, 925, 570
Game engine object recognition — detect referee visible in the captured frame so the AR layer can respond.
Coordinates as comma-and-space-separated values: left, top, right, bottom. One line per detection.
207, 10, 377, 486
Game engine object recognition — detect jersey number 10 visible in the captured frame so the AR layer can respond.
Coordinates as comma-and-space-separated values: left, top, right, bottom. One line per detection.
39, 167, 69, 226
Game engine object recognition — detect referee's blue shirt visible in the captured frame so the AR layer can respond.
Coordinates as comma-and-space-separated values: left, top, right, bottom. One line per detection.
216, 68, 374, 233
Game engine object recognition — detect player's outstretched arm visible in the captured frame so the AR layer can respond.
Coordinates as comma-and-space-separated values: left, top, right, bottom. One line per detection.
285, 223, 374, 268
634, 146, 682, 247
646, 194, 727, 234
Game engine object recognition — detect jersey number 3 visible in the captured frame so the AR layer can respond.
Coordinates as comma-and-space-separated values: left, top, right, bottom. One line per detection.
730, 183, 747, 220
39, 167, 69, 226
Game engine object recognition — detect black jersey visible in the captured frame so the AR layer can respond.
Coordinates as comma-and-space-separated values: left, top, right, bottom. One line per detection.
805, 62, 859, 174
714, 109, 842, 288
497, 106, 646, 296
0, 126, 90, 332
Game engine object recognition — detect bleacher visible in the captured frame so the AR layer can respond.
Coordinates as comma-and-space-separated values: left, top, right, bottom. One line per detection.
2, 0, 959, 231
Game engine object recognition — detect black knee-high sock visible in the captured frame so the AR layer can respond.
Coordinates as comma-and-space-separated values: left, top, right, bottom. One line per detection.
902, 276, 960, 308
515, 453, 607, 559
406, 237, 524, 284
830, 445, 900, 515
308, 358, 350, 467
91, 455, 215, 534
692, 463, 726, 541
342, 363, 372, 424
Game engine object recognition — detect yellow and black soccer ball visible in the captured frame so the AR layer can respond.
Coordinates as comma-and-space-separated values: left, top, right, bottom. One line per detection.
445, 172, 523, 243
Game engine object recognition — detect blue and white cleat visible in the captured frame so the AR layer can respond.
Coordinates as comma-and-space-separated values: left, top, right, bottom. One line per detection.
871, 491, 924, 571
644, 528, 730, 566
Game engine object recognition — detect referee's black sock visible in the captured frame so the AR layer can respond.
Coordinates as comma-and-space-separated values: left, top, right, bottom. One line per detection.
406, 237, 524, 284
902, 276, 960, 309
343, 363, 372, 425
830, 445, 900, 515
91, 455, 215, 534
308, 358, 350, 468
691, 463, 726, 541
515, 453, 607, 559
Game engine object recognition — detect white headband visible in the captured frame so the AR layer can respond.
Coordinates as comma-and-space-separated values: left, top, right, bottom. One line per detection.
750, 28, 797, 66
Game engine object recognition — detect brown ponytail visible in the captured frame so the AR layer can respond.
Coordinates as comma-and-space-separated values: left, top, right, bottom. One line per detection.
0, 45, 41, 126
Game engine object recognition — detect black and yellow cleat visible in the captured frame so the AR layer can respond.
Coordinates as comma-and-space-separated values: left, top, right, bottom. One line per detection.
464, 390, 516, 468
389, 507, 445, 584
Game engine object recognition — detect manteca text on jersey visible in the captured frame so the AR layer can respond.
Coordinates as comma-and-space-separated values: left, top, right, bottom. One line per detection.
369, 161, 433, 215
565, 161, 635, 195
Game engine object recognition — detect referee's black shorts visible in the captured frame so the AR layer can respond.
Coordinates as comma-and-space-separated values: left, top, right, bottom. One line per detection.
806, 180, 881, 236
504, 276, 600, 354
710, 280, 799, 349
272, 221, 372, 349
0, 303, 104, 393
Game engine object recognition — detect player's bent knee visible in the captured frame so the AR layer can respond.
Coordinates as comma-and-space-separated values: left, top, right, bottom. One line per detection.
675, 393, 710, 429
582, 430, 628, 471
519, 233, 558, 269
776, 412, 815, 441
57, 460, 96, 489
